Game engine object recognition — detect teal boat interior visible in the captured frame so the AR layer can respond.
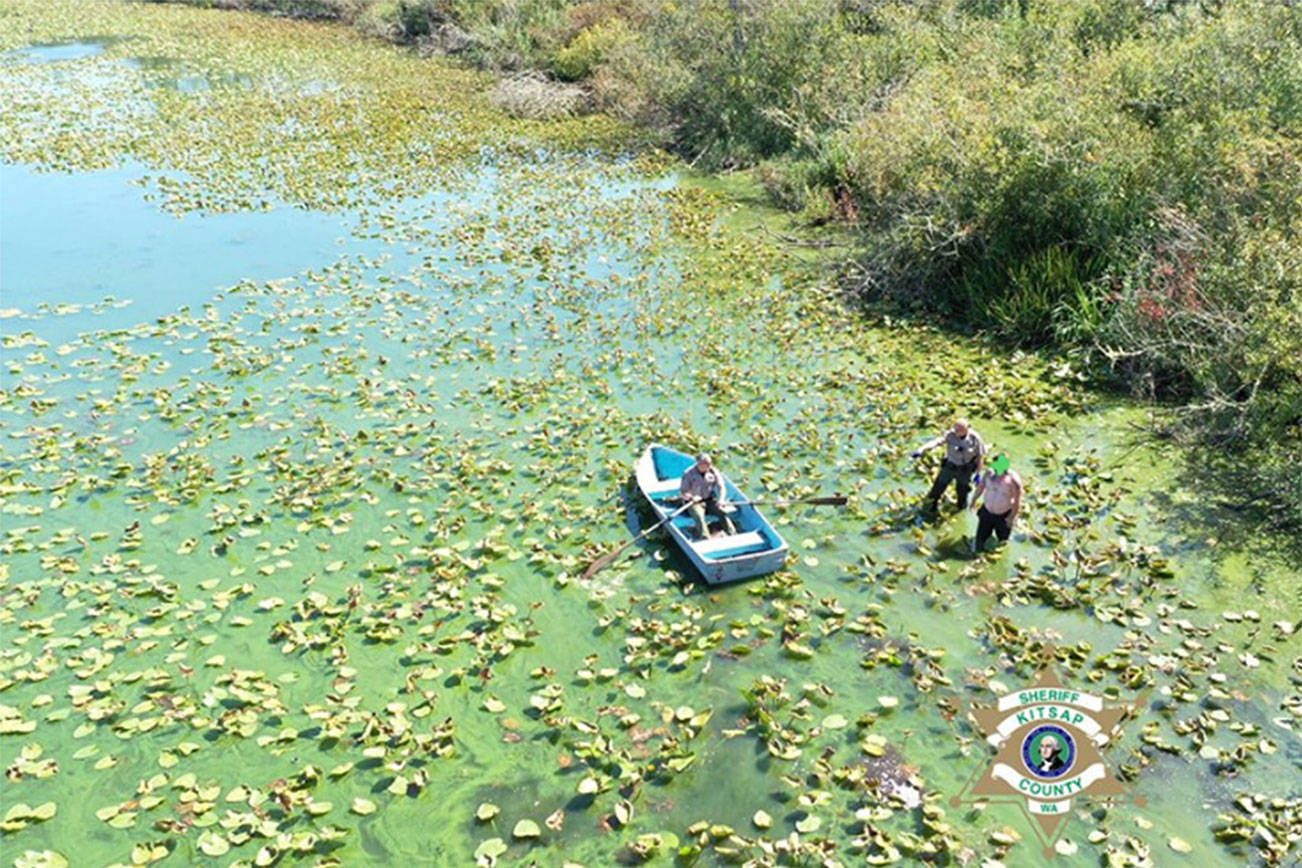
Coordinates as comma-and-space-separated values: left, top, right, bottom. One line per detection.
646, 446, 783, 559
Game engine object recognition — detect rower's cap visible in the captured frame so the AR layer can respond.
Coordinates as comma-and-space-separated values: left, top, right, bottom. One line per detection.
991, 453, 1011, 474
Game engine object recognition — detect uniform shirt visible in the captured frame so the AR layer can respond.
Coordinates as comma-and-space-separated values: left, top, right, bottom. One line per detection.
680, 465, 723, 502
943, 429, 985, 466
981, 470, 1022, 514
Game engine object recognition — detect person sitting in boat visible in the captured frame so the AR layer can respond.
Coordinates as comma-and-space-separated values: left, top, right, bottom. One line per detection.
679, 453, 737, 540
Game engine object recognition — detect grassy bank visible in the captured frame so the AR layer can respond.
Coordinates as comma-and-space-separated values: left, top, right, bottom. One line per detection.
152, 0, 1302, 533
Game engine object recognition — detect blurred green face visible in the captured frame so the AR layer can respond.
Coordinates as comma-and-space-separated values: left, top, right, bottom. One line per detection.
991, 455, 1010, 474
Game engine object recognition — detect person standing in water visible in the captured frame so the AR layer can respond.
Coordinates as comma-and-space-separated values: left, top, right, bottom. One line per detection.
970, 453, 1022, 553
679, 453, 736, 540
911, 418, 985, 513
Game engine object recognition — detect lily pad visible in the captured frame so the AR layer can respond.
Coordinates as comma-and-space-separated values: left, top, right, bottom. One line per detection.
512, 819, 541, 839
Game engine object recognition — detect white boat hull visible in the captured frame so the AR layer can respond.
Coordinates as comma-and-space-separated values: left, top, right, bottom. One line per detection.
635, 444, 788, 585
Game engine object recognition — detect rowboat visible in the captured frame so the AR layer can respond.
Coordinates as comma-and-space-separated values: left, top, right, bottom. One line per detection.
635, 444, 788, 584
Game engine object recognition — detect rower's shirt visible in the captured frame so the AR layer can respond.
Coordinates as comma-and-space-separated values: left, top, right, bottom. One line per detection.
982, 471, 1022, 514
943, 429, 985, 466
680, 466, 722, 501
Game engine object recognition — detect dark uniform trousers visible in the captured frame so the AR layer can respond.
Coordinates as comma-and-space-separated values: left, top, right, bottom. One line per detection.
974, 506, 1013, 551
927, 459, 978, 510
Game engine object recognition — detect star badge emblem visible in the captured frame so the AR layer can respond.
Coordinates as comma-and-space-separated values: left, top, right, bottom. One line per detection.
952, 666, 1139, 855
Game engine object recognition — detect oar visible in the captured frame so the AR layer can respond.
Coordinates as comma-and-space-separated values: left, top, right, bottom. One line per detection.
723, 494, 847, 508
582, 499, 698, 580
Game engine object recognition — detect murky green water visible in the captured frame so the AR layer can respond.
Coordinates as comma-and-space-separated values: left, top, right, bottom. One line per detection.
1, 3, 1298, 867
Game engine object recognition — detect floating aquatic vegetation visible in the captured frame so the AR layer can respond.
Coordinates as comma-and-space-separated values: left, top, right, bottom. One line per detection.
0, 1, 1298, 866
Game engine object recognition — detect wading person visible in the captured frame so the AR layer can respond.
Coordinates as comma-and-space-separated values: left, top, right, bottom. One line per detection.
679, 453, 736, 540
970, 453, 1022, 553
911, 418, 985, 513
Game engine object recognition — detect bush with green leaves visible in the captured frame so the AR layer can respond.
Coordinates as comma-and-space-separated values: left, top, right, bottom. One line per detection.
554, 15, 631, 80
588, 0, 895, 166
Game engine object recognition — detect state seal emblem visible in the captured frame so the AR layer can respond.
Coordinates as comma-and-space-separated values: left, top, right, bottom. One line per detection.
952, 666, 1138, 855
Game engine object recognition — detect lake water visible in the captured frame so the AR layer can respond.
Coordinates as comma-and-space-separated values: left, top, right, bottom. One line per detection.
1, 4, 1297, 867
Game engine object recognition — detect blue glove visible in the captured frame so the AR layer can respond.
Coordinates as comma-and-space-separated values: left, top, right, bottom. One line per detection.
972, 472, 981, 485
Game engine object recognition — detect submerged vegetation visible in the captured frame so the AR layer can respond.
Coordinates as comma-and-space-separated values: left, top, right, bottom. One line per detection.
160, 0, 1302, 534
1, 1, 1300, 867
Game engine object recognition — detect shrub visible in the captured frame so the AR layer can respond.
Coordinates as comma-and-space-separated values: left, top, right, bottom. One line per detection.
440, 0, 575, 69
591, 0, 918, 168
554, 16, 631, 81
391, 0, 447, 39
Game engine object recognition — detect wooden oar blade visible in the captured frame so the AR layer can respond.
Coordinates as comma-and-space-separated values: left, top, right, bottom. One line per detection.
804, 494, 848, 506
582, 550, 619, 580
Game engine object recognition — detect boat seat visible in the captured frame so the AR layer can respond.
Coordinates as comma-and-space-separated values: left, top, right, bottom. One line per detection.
644, 477, 682, 498
694, 532, 765, 557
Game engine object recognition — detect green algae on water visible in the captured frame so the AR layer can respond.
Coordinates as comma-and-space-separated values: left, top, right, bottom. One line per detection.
0, 1, 1299, 867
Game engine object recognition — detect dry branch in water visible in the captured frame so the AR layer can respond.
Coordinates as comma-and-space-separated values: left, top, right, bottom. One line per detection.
491, 72, 586, 121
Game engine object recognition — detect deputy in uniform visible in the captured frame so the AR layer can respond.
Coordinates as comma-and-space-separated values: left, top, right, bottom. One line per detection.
911, 418, 985, 513
679, 453, 736, 540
